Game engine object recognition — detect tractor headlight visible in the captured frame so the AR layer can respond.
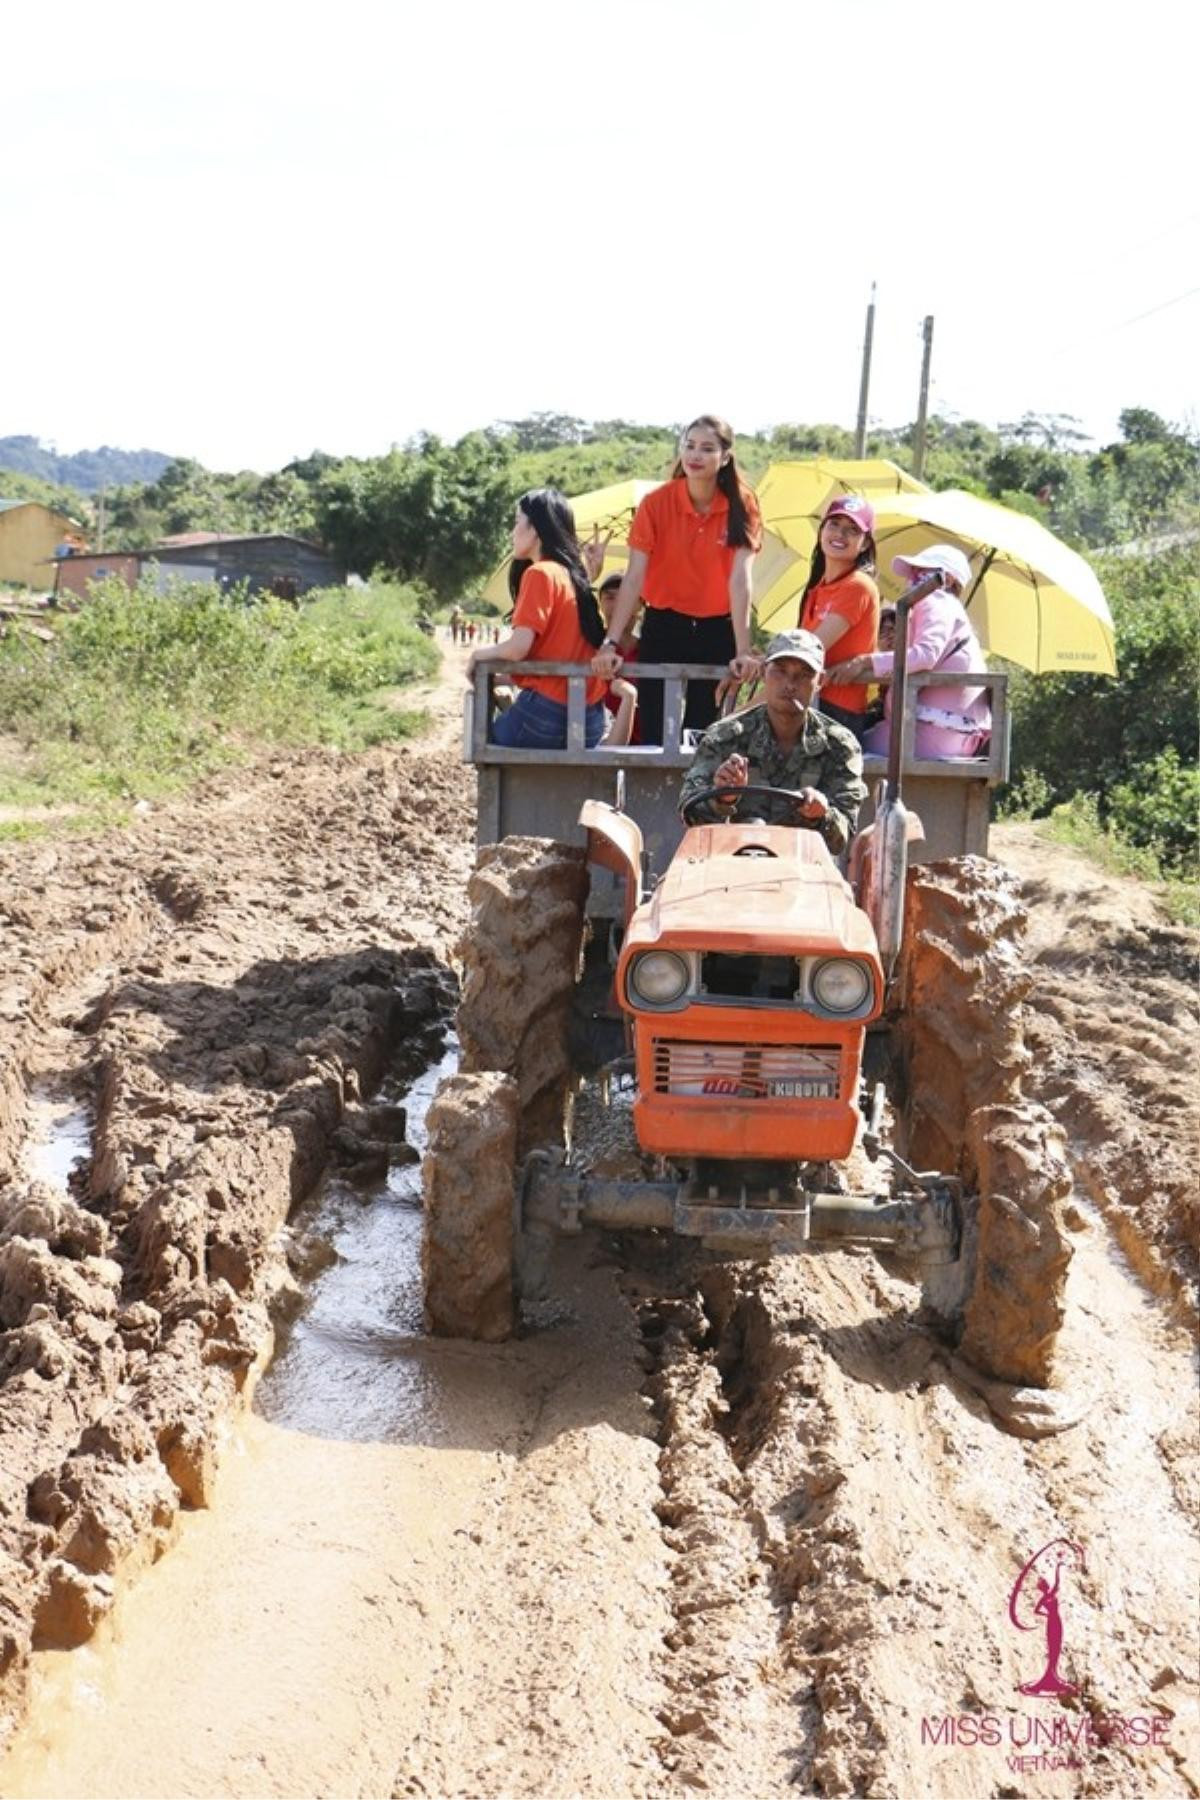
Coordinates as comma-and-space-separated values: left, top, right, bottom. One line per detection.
810, 958, 872, 1015
628, 951, 690, 1007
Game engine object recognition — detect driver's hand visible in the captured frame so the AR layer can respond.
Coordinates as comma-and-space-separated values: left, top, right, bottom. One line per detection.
714, 752, 749, 789
791, 786, 828, 822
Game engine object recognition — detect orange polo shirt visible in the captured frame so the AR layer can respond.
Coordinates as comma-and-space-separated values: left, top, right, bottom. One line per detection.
512, 561, 605, 705
801, 569, 881, 714
628, 478, 760, 619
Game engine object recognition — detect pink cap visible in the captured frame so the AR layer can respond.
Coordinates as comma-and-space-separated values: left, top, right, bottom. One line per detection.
823, 494, 876, 534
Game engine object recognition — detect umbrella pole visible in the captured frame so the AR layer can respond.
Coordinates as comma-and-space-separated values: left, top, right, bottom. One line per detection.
885, 570, 942, 803
870, 570, 942, 977
963, 546, 997, 614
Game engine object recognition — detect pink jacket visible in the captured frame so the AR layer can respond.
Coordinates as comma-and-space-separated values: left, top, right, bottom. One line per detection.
868, 589, 991, 734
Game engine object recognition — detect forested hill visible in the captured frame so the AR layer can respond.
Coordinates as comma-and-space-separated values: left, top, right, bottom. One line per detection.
0, 437, 172, 493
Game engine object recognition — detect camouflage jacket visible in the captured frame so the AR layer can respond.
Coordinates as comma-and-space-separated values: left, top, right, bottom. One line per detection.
679, 703, 867, 852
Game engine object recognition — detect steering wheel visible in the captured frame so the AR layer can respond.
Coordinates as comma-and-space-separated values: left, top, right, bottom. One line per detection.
680, 784, 820, 827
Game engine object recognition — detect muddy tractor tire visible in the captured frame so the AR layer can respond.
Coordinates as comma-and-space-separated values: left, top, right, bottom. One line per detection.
422, 1070, 519, 1341
457, 837, 589, 1158
892, 858, 1073, 1387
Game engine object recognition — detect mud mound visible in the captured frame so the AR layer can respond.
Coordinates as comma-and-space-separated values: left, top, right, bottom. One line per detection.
990, 824, 1200, 1319
422, 1071, 519, 1342
626, 1239, 1197, 1799
1031, 945, 1197, 1313
0, 738, 472, 1749
457, 837, 588, 1156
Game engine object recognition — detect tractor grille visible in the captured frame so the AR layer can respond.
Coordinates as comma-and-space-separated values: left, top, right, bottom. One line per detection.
652, 1040, 841, 1100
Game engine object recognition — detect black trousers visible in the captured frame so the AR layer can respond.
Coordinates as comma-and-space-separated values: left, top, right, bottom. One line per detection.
818, 698, 870, 743
637, 608, 735, 746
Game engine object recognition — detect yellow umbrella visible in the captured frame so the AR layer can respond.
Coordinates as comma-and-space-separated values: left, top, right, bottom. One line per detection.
869, 489, 1116, 675
755, 457, 929, 629
481, 476, 806, 616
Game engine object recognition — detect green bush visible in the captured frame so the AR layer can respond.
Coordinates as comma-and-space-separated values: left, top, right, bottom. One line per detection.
1107, 746, 1199, 876
1037, 791, 1199, 927
1003, 540, 1199, 878
0, 576, 438, 807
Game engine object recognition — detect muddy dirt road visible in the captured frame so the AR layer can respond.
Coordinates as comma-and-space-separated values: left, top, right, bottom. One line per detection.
0, 647, 1196, 1799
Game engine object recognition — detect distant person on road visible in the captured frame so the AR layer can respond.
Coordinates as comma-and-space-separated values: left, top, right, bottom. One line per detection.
679, 630, 866, 850
591, 415, 762, 745
796, 495, 881, 742
829, 545, 991, 758
466, 488, 608, 749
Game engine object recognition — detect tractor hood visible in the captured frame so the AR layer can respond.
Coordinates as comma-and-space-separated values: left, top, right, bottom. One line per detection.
627, 823, 878, 959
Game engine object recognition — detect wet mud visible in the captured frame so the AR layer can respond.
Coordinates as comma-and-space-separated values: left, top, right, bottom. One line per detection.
0, 662, 1196, 1797
0, 743, 472, 1745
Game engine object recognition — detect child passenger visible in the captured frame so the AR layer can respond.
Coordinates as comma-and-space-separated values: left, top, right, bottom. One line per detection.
598, 572, 640, 746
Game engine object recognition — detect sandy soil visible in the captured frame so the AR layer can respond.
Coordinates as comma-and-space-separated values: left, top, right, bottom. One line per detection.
0, 644, 1196, 1799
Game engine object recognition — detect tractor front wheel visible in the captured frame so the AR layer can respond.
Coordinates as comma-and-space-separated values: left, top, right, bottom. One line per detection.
422, 1071, 519, 1342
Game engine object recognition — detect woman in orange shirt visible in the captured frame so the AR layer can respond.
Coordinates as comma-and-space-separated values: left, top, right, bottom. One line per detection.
467, 488, 607, 748
591, 415, 762, 744
798, 495, 881, 740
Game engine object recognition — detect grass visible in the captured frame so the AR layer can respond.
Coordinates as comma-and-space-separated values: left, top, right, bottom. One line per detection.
1035, 793, 1200, 929
0, 575, 438, 816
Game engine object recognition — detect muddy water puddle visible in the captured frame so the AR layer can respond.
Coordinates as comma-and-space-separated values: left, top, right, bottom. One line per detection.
2, 1034, 546, 1800
21, 1086, 91, 1191
258, 1040, 459, 1442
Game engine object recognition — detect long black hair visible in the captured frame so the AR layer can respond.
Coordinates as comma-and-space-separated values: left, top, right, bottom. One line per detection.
799, 503, 877, 620
670, 414, 762, 552
508, 487, 605, 647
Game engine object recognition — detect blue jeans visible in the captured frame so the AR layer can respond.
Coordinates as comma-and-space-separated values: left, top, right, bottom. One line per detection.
490, 688, 606, 749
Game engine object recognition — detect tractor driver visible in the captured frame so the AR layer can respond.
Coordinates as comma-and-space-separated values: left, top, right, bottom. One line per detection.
679, 630, 867, 852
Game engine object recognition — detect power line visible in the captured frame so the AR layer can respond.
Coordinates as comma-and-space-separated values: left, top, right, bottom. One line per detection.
1113, 284, 1200, 331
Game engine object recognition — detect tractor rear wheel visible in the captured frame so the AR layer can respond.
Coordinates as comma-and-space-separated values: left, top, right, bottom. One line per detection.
892, 857, 1073, 1387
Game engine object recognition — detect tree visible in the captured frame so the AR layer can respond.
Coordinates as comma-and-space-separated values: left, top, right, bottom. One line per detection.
1089, 410, 1200, 531
497, 414, 589, 452
1006, 542, 1200, 858
1117, 407, 1174, 446
997, 412, 1090, 452
315, 432, 515, 598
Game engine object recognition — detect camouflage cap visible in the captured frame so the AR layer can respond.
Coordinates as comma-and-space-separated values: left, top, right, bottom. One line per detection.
763, 628, 825, 672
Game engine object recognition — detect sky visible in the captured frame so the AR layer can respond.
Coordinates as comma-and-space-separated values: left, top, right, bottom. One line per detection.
8, 0, 1197, 473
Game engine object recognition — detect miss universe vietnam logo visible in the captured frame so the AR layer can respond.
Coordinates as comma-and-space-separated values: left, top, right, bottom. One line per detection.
1008, 1537, 1086, 1697
919, 1533, 1173, 1768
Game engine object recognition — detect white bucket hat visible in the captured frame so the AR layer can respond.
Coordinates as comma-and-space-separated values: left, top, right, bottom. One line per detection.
892, 543, 973, 593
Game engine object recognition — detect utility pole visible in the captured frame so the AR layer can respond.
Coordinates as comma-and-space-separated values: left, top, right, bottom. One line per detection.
912, 315, 934, 479
853, 283, 876, 458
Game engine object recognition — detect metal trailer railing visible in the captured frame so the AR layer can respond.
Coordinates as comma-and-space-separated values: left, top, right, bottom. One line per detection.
468, 662, 1009, 914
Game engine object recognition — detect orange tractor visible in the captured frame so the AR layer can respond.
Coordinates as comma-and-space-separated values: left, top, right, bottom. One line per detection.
423, 587, 1071, 1389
